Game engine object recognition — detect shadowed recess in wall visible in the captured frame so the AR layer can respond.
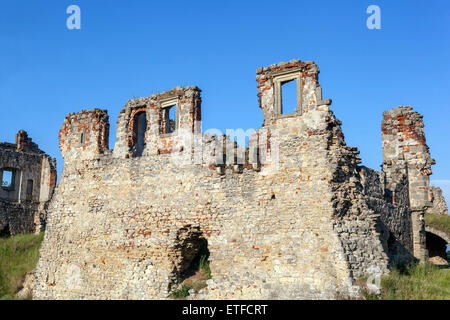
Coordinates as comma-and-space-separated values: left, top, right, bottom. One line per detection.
170, 225, 210, 289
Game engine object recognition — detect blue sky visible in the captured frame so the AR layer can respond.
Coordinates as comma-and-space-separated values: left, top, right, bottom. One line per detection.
0, 0, 449, 204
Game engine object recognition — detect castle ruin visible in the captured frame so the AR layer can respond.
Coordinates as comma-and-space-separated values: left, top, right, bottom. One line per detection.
28, 60, 447, 299
0, 130, 56, 236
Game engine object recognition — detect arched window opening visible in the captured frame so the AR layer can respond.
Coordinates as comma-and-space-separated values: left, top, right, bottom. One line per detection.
426, 231, 448, 260
132, 111, 147, 156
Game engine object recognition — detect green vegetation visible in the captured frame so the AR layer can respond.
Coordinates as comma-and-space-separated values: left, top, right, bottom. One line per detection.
0, 233, 44, 300
199, 254, 211, 279
361, 262, 450, 300
170, 254, 211, 299
171, 284, 192, 298
425, 212, 450, 237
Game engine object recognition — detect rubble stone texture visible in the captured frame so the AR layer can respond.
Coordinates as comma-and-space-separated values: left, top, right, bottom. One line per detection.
0, 130, 56, 235
32, 60, 446, 299
426, 187, 448, 216
381, 106, 436, 260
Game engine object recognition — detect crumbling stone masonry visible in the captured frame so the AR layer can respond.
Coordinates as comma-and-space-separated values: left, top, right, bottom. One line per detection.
0, 130, 56, 235
381, 106, 436, 260
424, 186, 449, 260
426, 187, 448, 216
33, 60, 446, 299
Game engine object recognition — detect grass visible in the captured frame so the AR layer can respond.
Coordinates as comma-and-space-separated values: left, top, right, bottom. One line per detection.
358, 212, 450, 299
0, 233, 44, 300
199, 254, 211, 280
424, 212, 450, 237
170, 254, 211, 299
360, 261, 450, 300
171, 284, 192, 298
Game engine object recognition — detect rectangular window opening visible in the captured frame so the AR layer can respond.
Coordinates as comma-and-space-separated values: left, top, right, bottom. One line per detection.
2, 170, 13, 189
281, 79, 298, 114
26, 179, 33, 201
163, 105, 177, 134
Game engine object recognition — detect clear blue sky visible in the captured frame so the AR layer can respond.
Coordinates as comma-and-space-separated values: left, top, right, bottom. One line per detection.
1, 0, 449, 203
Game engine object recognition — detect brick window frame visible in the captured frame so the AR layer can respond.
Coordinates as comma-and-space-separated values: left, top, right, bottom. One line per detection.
127, 107, 148, 149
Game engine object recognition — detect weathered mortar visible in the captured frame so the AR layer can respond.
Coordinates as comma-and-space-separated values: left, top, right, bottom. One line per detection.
33, 60, 443, 300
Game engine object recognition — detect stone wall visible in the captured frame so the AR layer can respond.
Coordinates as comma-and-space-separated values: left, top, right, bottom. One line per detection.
113, 86, 201, 158
33, 60, 436, 300
59, 109, 110, 163
426, 187, 448, 216
381, 106, 435, 260
0, 130, 57, 235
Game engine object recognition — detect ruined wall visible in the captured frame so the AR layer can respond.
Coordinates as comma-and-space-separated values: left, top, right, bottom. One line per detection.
382, 106, 435, 260
256, 60, 327, 126
34, 138, 359, 298
33, 60, 430, 300
0, 130, 57, 235
426, 187, 448, 216
113, 86, 201, 158
358, 166, 414, 265
0, 201, 39, 235
59, 109, 110, 163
